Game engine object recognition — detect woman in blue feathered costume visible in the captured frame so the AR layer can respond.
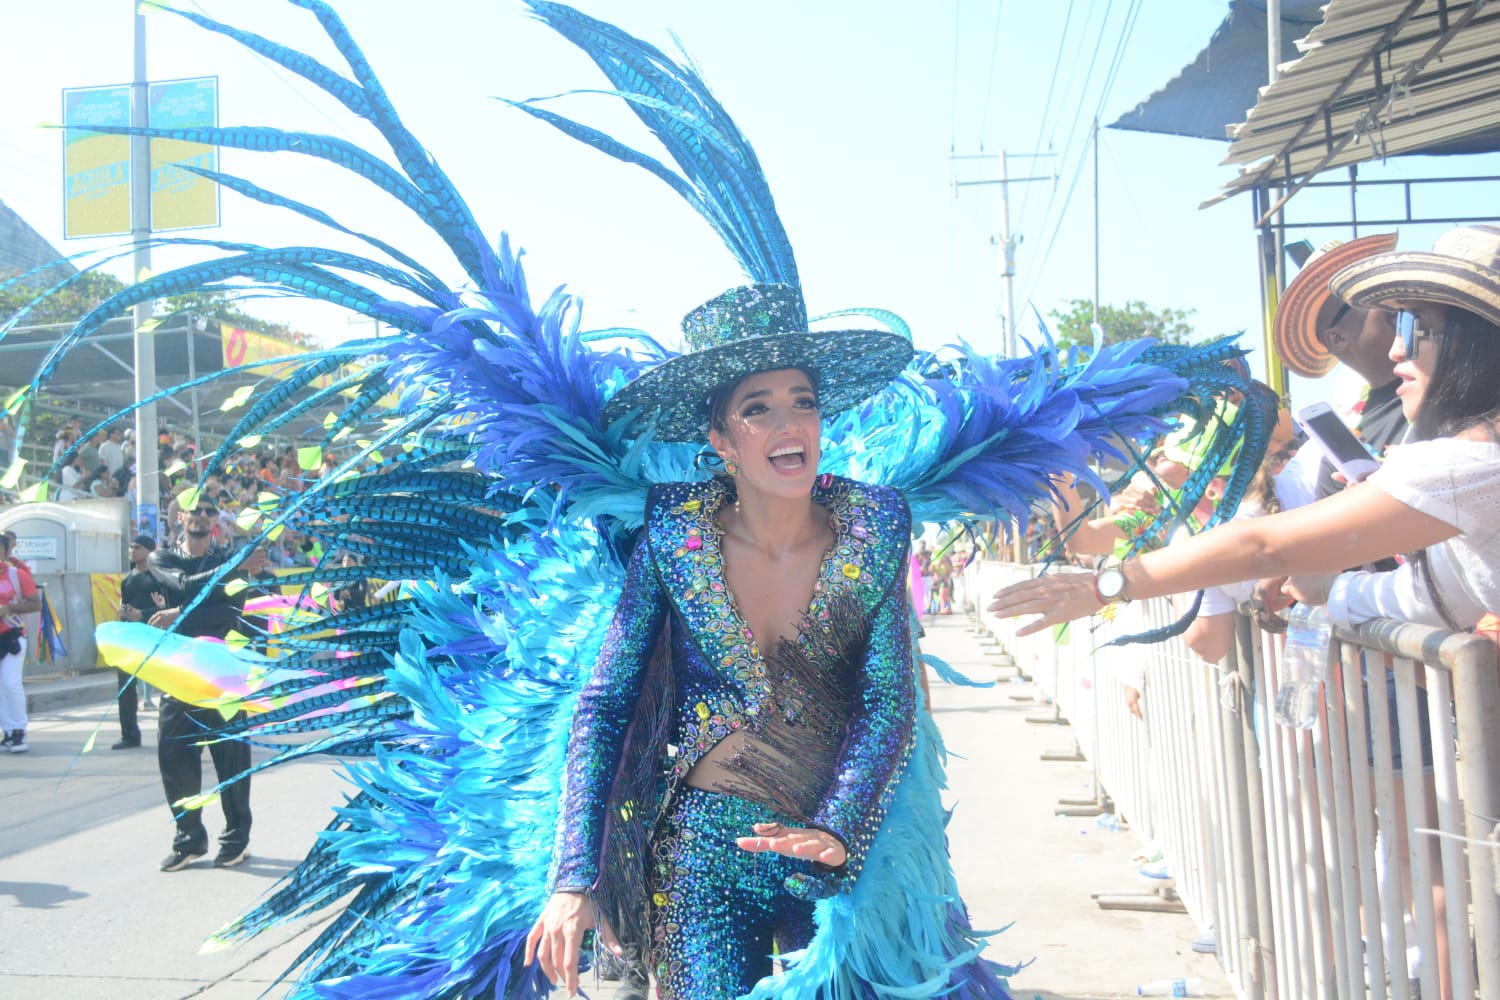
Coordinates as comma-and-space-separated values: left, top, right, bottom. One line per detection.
25, 2, 1271, 998
524, 282, 1012, 998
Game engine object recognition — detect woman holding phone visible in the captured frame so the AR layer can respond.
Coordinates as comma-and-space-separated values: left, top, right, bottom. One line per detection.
990, 224, 1500, 635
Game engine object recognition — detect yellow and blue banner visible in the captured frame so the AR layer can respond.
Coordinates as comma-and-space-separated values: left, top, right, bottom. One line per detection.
62, 85, 132, 238
148, 76, 219, 231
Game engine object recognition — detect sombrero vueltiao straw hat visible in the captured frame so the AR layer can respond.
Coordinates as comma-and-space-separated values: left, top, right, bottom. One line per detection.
603, 283, 914, 441
1329, 224, 1500, 328
1272, 232, 1398, 378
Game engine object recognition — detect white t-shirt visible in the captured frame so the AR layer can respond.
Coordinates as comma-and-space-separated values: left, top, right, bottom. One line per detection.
99, 439, 125, 474
1327, 436, 1500, 629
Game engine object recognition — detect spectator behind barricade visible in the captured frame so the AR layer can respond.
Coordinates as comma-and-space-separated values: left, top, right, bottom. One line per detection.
995, 227, 1500, 639
98, 425, 126, 477
52, 427, 76, 467
1049, 397, 1251, 716
992, 227, 1500, 1000
58, 453, 87, 501
79, 429, 104, 480
916, 541, 934, 617
1254, 233, 1408, 617
1180, 410, 1301, 665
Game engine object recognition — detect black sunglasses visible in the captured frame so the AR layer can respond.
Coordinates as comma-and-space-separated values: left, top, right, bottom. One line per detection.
1396, 310, 1440, 360
189, 506, 218, 516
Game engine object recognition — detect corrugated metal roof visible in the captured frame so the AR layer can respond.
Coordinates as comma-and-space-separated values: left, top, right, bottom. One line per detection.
1111, 0, 1324, 142
1207, 0, 1500, 210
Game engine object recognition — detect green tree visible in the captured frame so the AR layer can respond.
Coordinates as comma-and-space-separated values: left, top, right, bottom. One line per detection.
1, 272, 317, 348
1047, 299, 1197, 350
0, 270, 126, 327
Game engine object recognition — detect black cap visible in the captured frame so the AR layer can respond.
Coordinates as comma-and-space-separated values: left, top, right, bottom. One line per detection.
131, 534, 157, 551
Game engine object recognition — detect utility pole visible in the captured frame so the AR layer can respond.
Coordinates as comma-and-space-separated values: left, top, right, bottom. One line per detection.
131, 4, 161, 538
1092, 117, 1101, 327
953, 149, 1055, 357
1261, 0, 1288, 396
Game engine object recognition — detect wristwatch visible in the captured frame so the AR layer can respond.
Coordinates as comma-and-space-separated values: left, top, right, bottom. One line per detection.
1092, 562, 1130, 606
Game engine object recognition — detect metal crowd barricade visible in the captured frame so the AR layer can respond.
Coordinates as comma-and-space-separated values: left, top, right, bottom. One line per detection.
968, 560, 1500, 1000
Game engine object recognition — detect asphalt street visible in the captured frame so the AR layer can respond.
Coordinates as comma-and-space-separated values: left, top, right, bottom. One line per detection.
0, 616, 1231, 999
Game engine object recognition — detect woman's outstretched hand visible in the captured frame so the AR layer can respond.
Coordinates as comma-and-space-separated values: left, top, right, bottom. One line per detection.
735, 822, 847, 866
988, 573, 1102, 635
524, 892, 621, 997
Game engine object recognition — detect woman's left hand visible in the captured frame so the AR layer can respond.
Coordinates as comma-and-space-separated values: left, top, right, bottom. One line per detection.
988, 573, 1100, 635
735, 822, 846, 866
1283, 573, 1338, 607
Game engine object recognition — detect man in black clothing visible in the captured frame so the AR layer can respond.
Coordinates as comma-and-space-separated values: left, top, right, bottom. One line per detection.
1259, 233, 1407, 614
1271, 232, 1408, 493
111, 534, 167, 750
148, 496, 265, 872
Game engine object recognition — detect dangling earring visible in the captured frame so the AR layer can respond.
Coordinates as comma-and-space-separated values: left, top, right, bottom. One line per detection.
722, 457, 742, 515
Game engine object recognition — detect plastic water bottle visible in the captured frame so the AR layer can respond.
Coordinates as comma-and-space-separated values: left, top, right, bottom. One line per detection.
1136, 976, 1206, 996
1273, 603, 1332, 729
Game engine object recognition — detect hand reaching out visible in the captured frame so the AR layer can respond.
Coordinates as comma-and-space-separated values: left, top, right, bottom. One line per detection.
988, 573, 1102, 635
735, 821, 847, 866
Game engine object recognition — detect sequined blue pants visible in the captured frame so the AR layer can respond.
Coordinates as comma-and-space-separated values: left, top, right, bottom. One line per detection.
648, 787, 816, 1000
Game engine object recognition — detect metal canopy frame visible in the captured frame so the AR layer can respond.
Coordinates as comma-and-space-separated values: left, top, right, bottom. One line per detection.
1209, 0, 1500, 220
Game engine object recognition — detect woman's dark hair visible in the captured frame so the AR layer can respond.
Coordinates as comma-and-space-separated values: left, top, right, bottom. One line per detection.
706, 366, 820, 433
1406, 305, 1500, 629
1411, 306, 1500, 442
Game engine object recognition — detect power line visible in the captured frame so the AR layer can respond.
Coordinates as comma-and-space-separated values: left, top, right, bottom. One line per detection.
1018, 0, 1114, 246
975, 1, 1007, 145
1019, 0, 1145, 317
1013, 0, 1078, 230
946, 0, 963, 335
949, 0, 963, 154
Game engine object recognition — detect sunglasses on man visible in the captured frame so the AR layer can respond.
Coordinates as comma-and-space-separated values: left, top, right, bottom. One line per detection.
188, 506, 218, 517
1395, 310, 1439, 360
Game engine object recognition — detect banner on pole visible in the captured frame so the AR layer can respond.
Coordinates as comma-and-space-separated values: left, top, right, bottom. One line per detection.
148, 76, 219, 232
62, 85, 132, 238
62, 75, 219, 239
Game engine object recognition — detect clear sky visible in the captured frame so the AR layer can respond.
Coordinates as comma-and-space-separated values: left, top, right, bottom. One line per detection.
2, 0, 1495, 412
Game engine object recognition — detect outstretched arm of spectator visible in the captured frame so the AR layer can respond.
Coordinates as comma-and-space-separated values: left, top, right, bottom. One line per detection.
1051, 476, 1125, 558
992, 482, 1457, 634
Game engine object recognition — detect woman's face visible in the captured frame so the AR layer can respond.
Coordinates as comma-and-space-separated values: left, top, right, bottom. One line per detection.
1389, 301, 1446, 423
707, 368, 822, 501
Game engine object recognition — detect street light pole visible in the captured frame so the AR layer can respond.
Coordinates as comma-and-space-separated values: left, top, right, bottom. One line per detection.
131, 4, 161, 538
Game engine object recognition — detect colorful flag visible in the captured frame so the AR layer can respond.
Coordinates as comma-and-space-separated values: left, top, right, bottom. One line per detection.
38, 589, 67, 664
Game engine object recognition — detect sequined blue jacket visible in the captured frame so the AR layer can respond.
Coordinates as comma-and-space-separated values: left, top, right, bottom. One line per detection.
552, 474, 917, 901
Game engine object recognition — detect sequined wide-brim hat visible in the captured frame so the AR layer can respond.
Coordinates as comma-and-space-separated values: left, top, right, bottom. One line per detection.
1330, 224, 1500, 330
1272, 232, 1398, 378
603, 283, 914, 441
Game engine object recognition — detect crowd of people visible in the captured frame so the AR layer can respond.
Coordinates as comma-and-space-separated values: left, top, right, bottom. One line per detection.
995, 224, 1500, 1000
43, 418, 355, 568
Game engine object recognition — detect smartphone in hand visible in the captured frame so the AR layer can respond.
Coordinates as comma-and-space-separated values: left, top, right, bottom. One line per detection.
1295, 402, 1381, 483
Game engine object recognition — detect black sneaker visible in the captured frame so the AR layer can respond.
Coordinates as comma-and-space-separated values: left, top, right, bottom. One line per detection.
160, 847, 207, 872
214, 844, 251, 868
111, 738, 142, 750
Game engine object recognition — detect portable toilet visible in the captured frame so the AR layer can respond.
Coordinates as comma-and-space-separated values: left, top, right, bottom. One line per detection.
0, 498, 130, 676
